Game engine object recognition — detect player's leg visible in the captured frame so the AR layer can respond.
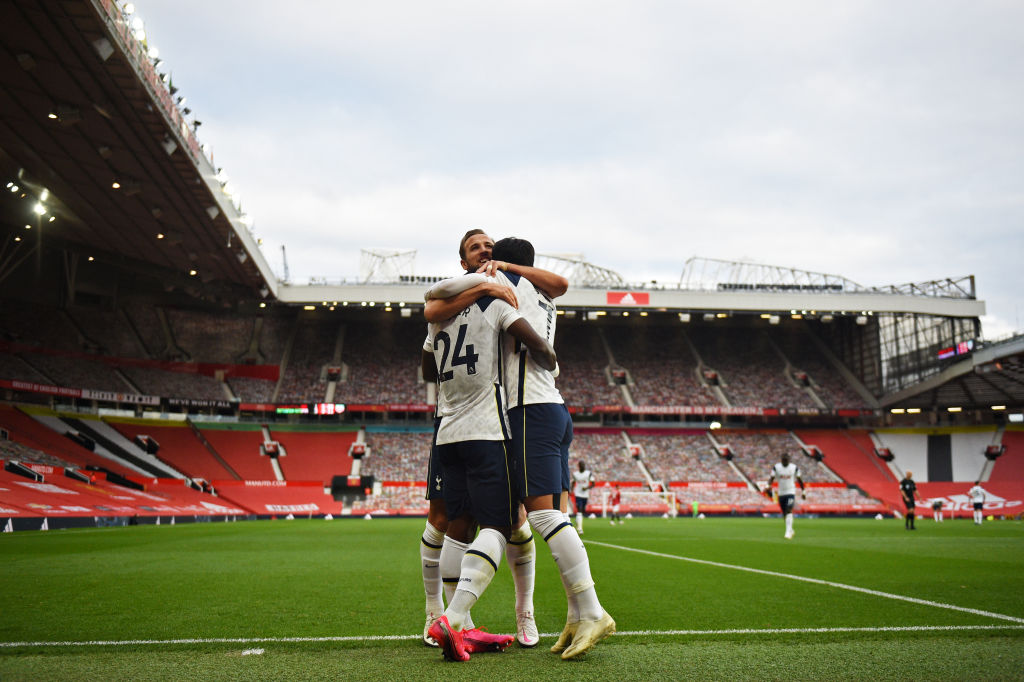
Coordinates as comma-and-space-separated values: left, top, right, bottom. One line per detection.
527, 406, 613, 659
779, 496, 794, 538
439, 441, 515, 633
526, 496, 615, 659
506, 503, 537, 646
575, 495, 586, 534
421, 499, 447, 646
421, 431, 448, 645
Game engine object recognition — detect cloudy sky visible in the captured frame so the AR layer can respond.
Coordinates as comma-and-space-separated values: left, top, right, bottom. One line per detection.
136, 1, 1023, 336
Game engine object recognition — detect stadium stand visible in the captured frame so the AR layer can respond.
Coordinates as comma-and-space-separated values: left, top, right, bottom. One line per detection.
212, 480, 343, 517
121, 365, 228, 400
64, 305, 144, 358
165, 308, 253, 364
773, 332, 866, 408
0, 352, 49, 383
553, 322, 623, 407
275, 316, 338, 403
335, 315, 426, 405
121, 302, 168, 359
106, 418, 236, 481
228, 376, 277, 403
272, 427, 357, 482
20, 352, 131, 393
991, 427, 1024, 481
572, 430, 638, 481
362, 431, 433, 482
0, 405, 137, 477
669, 484, 767, 511
605, 325, 718, 406
0, 437, 73, 469
254, 315, 292, 365
0, 464, 248, 518
632, 432, 738, 482
197, 425, 277, 480
689, 328, 815, 408
797, 429, 900, 508
0, 299, 82, 352
358, 484, 429, 515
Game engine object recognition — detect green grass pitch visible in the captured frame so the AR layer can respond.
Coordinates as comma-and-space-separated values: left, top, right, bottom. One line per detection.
2, 516, 1023, 680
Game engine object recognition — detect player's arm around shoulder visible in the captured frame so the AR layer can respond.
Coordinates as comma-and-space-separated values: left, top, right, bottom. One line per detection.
424, 276, 518, 323
479, 261, 568, 299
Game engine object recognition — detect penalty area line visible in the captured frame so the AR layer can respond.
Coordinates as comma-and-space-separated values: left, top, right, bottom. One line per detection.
587, 540, 1024, 625
2, 625, 1023, 649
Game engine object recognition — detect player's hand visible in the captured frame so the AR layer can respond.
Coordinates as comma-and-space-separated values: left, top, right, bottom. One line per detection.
477, 260, 508, 277
481, 281, 518, 309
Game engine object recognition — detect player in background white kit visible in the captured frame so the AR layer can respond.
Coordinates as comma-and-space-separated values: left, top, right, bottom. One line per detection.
572, 460, 595, 534
764, 452, 806, 539
968, 482, 988, 524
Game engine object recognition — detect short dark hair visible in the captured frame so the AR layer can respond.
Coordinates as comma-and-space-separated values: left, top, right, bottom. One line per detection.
491, 237, 535, 267
459, 229, 487, 260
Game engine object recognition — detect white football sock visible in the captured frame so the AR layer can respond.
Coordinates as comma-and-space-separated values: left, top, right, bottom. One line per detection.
440, 536, 473, 629
506, 521, 535, 616
785, 513, 793, 534
530, 509, 602, 621
445, 529, 507, 630
420, 522, 445, 616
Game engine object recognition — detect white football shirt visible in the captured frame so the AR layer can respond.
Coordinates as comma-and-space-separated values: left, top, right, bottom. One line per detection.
572, 468, 595, 498
968, 485, 986, 503
496, 271, 563, 409
771, 462, 801, 496
426, 295, 522, 445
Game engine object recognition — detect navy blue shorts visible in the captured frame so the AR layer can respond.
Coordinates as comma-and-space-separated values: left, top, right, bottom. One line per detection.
575, 496, 589, 514
436, 439, 516, 528
508, 403, 573, 500
778, 494, 796, 514
973, 502, 984, 511
425, 419, 444, 501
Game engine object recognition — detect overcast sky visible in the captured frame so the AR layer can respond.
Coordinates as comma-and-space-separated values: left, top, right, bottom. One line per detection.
136, 1, 1023, 337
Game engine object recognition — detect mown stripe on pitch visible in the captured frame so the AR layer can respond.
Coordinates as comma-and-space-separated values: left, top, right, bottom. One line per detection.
587, 540, 1024, 625
2, 625, 1023, 648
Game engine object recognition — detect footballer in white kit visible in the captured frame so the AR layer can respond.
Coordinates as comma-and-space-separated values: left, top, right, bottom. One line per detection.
968, 482, 988, 524
764, 453, 805, 539
422, 283, 557, 661
426, 236, 615, 659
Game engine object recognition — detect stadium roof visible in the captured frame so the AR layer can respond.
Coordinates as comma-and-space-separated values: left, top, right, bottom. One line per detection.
0, 2, 988, 324
0, 0, 273, 300
881, 334, 1024, 410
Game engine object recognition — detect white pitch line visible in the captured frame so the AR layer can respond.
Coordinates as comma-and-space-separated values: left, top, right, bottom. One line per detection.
587, 540, 1024, 624
1, 625, 1023, 649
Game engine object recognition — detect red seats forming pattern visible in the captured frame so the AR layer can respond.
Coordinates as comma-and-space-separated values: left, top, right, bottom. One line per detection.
799, 429, 900, 508
991, 428, 1024, 481
107, 419, 235, 481
3, 415, 1019, 520
0, 405, 136, 477
272, 429, 357, 483
198, 427, 277, 480
0, 465, 247, 517
212, 480, 343, 516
